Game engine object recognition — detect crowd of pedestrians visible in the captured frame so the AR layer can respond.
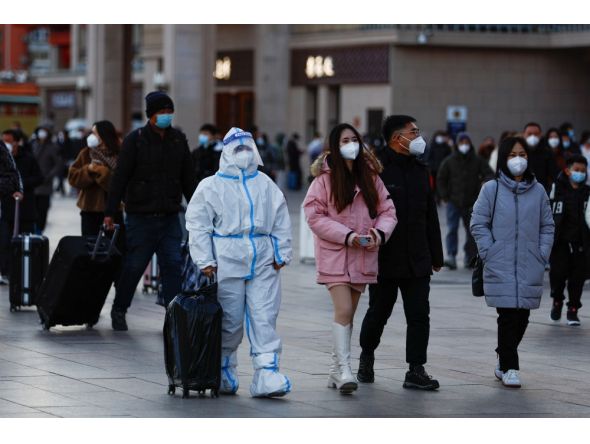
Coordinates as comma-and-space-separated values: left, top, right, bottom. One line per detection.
1, 90, 589, 397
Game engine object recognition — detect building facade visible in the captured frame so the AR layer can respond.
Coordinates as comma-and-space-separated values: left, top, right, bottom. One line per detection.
8, 24, 590, 148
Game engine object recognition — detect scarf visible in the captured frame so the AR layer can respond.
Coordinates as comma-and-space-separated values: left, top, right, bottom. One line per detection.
89, 146, 118, 171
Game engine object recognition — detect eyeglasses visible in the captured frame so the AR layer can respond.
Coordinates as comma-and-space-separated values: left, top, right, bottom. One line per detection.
396, 129, 421, 137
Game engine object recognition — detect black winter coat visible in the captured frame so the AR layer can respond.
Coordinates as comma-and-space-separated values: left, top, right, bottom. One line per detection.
377, 148, 444, 279
1, 148, 43, 223
549, 173, 590, 277
0, 142, 21, 200
528, 143, 559, 193
105, 123, 197, 217
437, 149, 493, 209
192, 142, 221, 185
426, 142, 451, 173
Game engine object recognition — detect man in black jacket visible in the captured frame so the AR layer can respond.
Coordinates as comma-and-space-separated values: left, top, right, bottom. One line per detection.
104, 91, 197, 330
357, 115, 444, 390
523, 122, 559, 193
437, 132, 493, 269
549, 154, 590, 326
0, 130, 43, 282
192, 123, 222, 186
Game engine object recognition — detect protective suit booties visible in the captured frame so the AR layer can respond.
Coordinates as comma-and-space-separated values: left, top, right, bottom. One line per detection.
250, 353, 291, 398
186, 127, 293, 398
220, 351, 239, 395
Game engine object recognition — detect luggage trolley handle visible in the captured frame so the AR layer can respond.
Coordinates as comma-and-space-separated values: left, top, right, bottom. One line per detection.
91, 224, 120, 260
13, 196, 21, 237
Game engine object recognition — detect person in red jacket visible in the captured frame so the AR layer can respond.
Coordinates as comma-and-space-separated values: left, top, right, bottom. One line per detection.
303, 123, 397, 394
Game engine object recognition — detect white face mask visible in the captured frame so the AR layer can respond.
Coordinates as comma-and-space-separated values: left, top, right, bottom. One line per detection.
340, 142, 360, 160
526, 135, 539, 147
458, 144, 470, 155
4, 142, 12, 152
87, 134, 100, 149
37, 129, 48, 140
405, 136, 426, 156
435, 136, 445, 144
507, 156, 528, 177
234, 150, 253, 170
548, 137, 560, 149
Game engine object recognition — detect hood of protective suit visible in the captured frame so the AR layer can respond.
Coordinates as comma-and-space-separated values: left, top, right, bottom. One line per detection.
219, 127, 264, 176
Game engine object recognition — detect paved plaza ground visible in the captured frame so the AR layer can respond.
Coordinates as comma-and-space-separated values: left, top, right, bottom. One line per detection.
1, 189, 589, 418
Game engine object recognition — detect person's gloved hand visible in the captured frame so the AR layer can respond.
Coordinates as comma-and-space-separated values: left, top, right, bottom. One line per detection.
202, 266, 217, 278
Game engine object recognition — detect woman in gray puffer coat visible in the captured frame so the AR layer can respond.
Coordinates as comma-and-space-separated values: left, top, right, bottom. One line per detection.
471, 136, 554, 389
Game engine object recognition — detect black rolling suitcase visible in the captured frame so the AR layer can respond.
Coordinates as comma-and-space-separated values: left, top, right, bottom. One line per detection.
9, 199, 49, 311
37, 226, 121, 330
164, 274, 222, 398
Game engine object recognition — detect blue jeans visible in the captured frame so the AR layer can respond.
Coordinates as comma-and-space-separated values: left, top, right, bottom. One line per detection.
112, 213, 182, 312
445, 202, 477, 263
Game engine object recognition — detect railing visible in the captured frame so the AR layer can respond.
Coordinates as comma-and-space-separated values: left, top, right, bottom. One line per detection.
291, 24, 590, 34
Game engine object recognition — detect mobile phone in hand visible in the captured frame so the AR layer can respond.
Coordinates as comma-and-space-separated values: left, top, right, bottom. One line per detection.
359, 235, 372, 247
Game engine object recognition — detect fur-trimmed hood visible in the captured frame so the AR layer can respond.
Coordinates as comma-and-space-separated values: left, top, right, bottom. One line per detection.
310, 149, 383, 178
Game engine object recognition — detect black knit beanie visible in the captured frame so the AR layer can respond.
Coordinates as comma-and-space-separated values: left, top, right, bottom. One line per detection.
145, 91, 174, 118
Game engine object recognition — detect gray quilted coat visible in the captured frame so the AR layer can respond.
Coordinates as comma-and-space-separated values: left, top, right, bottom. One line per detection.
470, 172, 554, 309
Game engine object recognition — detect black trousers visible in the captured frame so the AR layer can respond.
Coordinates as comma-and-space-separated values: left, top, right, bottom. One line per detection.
549, 240, 586, 309
359, 276, 431, 366
35, 195, 51, 233
496, 308, 530, 372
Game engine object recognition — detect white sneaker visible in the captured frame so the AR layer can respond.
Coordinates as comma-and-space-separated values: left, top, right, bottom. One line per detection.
502, 369, 521, 388
494, 362, 503, 381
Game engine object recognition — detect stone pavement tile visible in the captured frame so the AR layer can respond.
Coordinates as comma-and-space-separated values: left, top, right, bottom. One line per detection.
75, 377, 165, 399
0, 387, 87, 408
0, 412, 59, 418
0, 397, 47, 415
8, 375, 114, 394
36, 406, 134, 418
0, 360, 51, 378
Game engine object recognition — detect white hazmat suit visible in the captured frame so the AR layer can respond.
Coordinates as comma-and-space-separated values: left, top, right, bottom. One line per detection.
186, 127, 293, 397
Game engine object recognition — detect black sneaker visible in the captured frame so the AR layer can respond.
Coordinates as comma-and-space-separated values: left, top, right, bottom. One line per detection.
403, 365, 440, 390
567, 307, 581, 326
111, 308, 128, 331
357, 352, 375, 383
550, 300, 563, 322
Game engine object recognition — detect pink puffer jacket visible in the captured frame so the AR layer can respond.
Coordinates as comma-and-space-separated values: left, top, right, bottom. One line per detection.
303, 152, 397, 284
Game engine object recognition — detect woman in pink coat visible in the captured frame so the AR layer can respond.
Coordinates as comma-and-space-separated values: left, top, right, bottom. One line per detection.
303, 123, 397, 394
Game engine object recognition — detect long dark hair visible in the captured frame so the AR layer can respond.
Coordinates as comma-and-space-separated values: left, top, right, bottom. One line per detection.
496, 136, 535, 182
327, 123, 379, 218
94, 120, 121, 156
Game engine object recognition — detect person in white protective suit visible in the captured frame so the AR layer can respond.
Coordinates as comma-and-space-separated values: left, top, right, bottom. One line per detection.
185, 127, 293, 398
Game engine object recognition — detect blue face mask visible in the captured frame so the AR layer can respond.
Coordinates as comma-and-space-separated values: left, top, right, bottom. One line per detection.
198, 134, 209, 146
568, 129, 575, 139
563, 140, 571, 149
571, 171, 586, 184
155, 113, 173, 129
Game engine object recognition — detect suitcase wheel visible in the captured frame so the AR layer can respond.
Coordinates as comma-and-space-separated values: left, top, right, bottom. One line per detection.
182, 387, 190, 399
167, 385, 176, 396
10, 305, 18, 312
211, 389, 219, 399
86, 323, 95, 329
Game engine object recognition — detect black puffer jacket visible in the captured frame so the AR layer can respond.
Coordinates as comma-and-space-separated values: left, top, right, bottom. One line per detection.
105, 123, 197, 216
0, 142, 21, 199
376, 148, 444, 279
1, 147, 43, 223
437, 148, 494, 209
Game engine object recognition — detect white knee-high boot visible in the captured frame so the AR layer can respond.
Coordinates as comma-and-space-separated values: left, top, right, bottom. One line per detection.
328, 322, 358, 393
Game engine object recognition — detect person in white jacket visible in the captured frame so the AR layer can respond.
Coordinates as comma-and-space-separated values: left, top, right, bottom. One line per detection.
185, 127, 293, 398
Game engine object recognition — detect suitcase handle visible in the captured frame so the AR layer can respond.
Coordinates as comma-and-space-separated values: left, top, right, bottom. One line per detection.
13, 196, 21, 237
91, 224, 120, 260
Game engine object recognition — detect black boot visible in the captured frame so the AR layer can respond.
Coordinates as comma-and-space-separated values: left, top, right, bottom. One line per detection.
111, 308, 128, 331
403, 365, 439, 390
356, 352, 375, 383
